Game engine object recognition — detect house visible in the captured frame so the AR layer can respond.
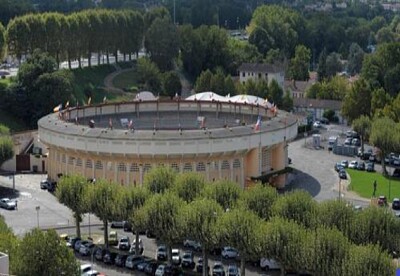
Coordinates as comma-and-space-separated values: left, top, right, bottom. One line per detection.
293, 98, 346, 125
284, 80, 315, 99
238, 63, 285, 89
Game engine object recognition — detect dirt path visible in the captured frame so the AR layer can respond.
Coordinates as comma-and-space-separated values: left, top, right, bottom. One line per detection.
103, 66, 135, 94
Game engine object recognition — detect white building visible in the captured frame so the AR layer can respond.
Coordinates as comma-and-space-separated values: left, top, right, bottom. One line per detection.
238, 63, 285, 89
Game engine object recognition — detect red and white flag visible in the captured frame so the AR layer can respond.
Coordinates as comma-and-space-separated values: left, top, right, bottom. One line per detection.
109, 118, 113, 129
254, 115, 262, 132
128, 119, 133, 129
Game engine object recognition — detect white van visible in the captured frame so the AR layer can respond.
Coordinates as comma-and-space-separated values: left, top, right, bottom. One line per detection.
328, 136, 338, 150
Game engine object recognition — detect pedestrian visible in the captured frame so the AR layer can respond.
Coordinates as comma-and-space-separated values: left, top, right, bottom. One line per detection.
15, 200, 18, 210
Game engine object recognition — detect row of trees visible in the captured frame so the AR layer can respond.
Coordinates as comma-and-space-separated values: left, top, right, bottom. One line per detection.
0, 124, 14, 167
55, 169, 397, 276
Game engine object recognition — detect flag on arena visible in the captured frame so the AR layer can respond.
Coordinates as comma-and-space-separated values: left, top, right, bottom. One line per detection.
103, 96, 107, 103
200, 117, 206, 129
109, 118, 113, 129
65, 101, 69, 108
254, 115, 261, 131
87, 97, 92, 105
128, 119, 133, 129
53, 104, 62, 113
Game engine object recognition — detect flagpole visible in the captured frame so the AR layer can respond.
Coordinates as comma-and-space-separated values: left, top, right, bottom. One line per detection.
259, 114, 262, 177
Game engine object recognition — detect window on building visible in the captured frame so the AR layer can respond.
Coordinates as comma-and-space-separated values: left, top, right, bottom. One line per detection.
130, 163, 139, 172
95, 160, 103, 170
118, 162, 126, 172
221, 160, 230, 170
233, 159, 241, 169
61, 154, 66, 164
170, 163, 180, 172
242, 72, 245, 77
76, 158, 82, 167
196, 162, 206, 172
144, 163, 152, 173
258, 73, 261, 78
214, 161, 219, 170
86, 159, 93, 168
68, 157, 75, 165
183, 162, 192, 172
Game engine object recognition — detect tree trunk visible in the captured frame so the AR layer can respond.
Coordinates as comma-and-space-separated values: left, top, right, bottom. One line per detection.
104, 220, 109, 248
240, 258, 246, 276
75, 213, 81, 239
124, 53, 126, 61
78, 57, 82, 68
68, 59, 71, 70
115, 51, 118, 63
382, 152, 387, 175
106, 52, 110, 64
88, 52, 91, 67
97, 53, 101, 65
129, 53, 132, 61
202, 247, 208, 276
135, 230, 140, 256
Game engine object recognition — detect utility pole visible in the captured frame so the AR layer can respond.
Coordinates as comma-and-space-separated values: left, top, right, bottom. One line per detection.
173, 0, 176, 25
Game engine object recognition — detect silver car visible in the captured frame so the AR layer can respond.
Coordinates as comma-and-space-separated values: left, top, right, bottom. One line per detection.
0, 198, 16, 210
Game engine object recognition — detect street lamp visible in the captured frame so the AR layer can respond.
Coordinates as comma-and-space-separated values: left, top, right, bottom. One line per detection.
35, 206, 40, 228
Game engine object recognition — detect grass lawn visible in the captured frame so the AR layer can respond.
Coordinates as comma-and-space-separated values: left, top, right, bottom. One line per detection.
112, 69, 138, 91
347, 168, 400, 201
71, 64, 116, 104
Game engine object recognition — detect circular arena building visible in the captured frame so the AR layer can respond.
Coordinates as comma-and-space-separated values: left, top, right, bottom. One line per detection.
38, 92, 298, 188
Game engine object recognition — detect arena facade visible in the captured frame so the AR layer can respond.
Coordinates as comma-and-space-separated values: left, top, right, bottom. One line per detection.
37, 92, 298, 188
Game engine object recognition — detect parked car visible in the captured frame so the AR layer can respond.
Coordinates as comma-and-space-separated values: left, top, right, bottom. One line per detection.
313, 121, 321, 128
79, 241, 95, 256
155, 264, 166, 276
80, 263, 93, 275
118, 236, 130, 251
378, 196, 387, 207
392, 198, 400, 210
393, 169, 400, 178
74, 240, 84, 252
351, 138, 361, 146
344, 138, 352, 146
40, 180, 50, 189
357, 162, 365, 171
108, 231, 118, 246
348, 160, 358, 169
183, 239, 201, 251
67, 236, 81, 248
340, 160, 349, 168
334, 163, 344, 172
126, 255, 150, 270
137, 258, 152, 271
196, 258, 210, 274
366, 162, 375, 172
115, 253, 129, 267
260, 258, 281, 271
212, 262, 225, 276
171, 249, 181, 265
156, 245, 167, 261
129, 238, 144, 255
110, 221, 125, 228
181, 251, 195, 269
144, 261, 160, 275
103, 250, 118, 265
94, 247, 107, 262
123, 221, 132, 232
222, 247, 239, 259
226, 264, 240, 276
0, 198, 16, 210
164, 264, 184, 276
339, 170, 347, 180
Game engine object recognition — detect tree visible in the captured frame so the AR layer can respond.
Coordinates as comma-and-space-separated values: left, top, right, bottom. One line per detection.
241, 183, 277, 220
272, 190, 317, 228
136, 58, 162, 93
210, 68, 226, 95
268, 79, 283, 107
352, 115, 371, 154
217, 208, 262, 276
326, 52, 342, 78
369, 117, 400, 175
86, 179, 121, 248
315, 200, 355, 238
179, 24, 206, 78
194, 69, 213, 93
0, 22, 5, 61
136, 192, 185, 263
180, 198, 223, 276
172, 172, 205, 203
371, 88, 391, 116
341, 78, 371, 124
0, 128, 13, 167
162, 71, 182, 98
289, 45, 311, 81
14, 229, 79, 276
0, 215, 18, 274
282, 90, 293, 112
56, 175, 89, 239
144, 166, 176, 194
317, 48, 327, 81
145, 17, 180, 71
347, 43, 364, 75
203, 180, 242, 211
342, 244, 395, 276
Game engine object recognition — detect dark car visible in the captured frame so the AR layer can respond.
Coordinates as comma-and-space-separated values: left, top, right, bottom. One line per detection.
392, 198, 400, 210
339, 170, 347, 180
357, 162, 365, 171
164, 264, 184, 276
196, 258, 210, 274
393, 168, 400, 178
137, 258, 152, 272
366, 162, 375, 172
115, 253, 129, 267
334, 162, 344, 172
103, 250, 118, 265
66, 236, 81, 248
181, 251, 195, 269
94, 247, 107, 262
47, 181, 57, 192
123, 221, 132, 232
378, 196, 387, 207
144, 261, 160, 275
